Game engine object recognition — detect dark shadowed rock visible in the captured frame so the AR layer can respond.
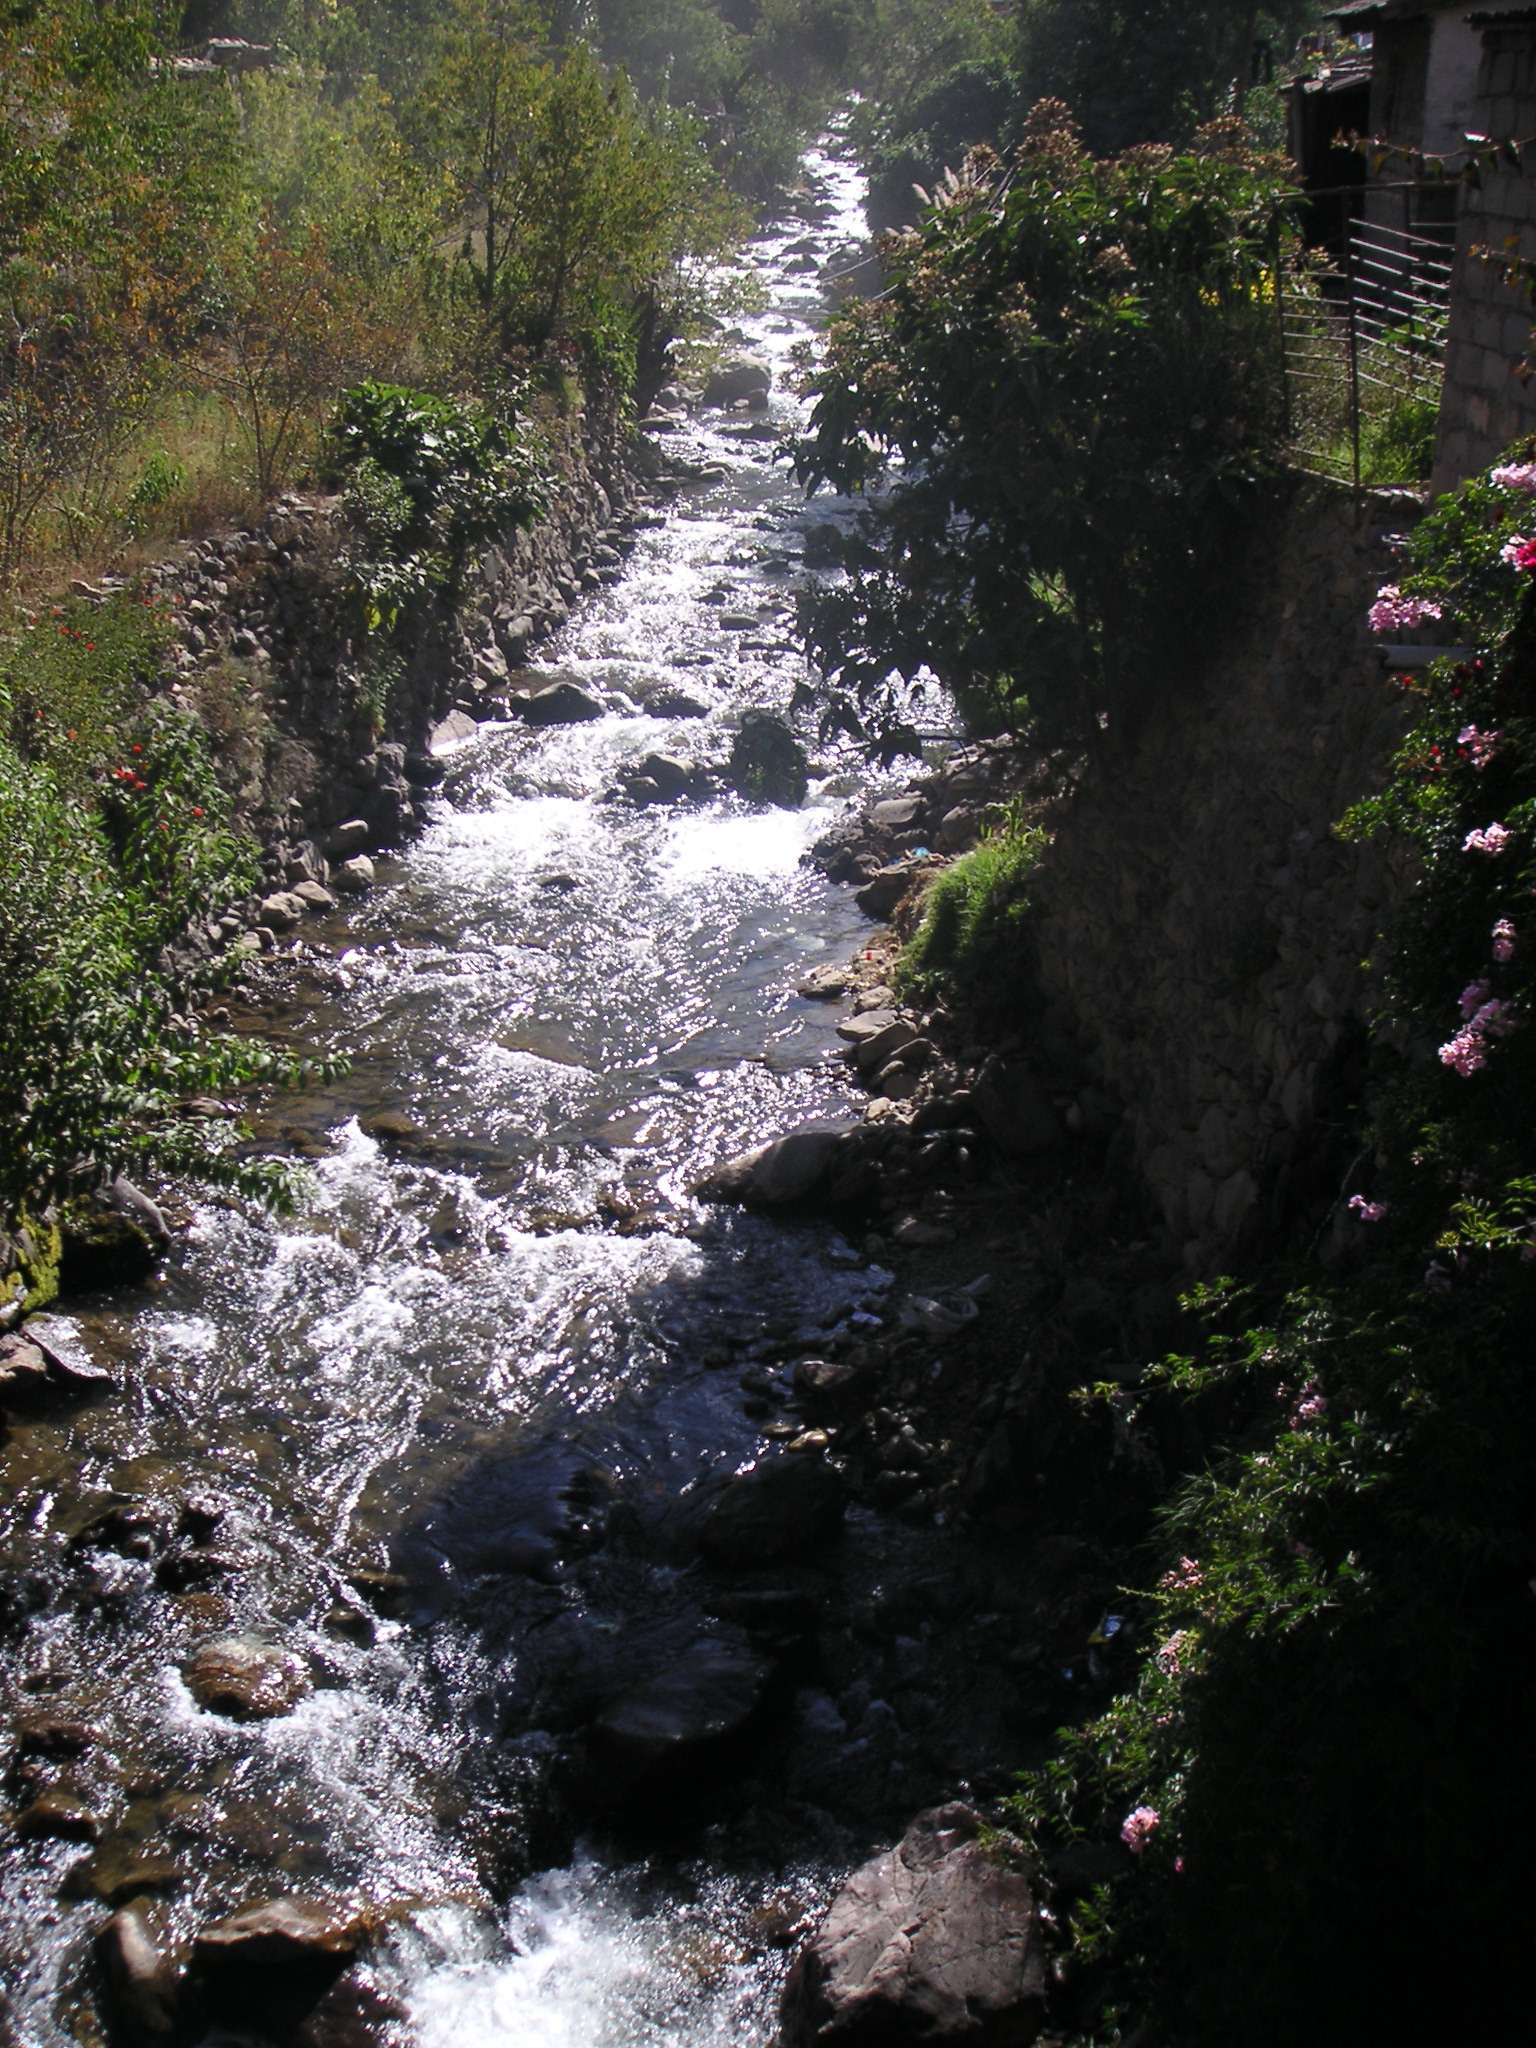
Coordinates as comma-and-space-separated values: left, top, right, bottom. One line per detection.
194, 1897, 369, 2038
855, 865, 917, 920
515, 678, 604, 725
971, 1057, 1061, 1158
584, 1634, 776, 1802
728, 711, 808, 807
97, 1899, 184, 2044
780, 1804, 1046, 2045
700, 1454, 845, 1566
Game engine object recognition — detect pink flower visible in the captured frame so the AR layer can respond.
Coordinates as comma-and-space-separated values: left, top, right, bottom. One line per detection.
1493, 918, 1517, 962
1491, 461, 1536, 493
1174, 1855, 1186, 1875
1458, 724, 1502, 770
1441, 1026, 1489, 1076
1348, 1194, 1389, 1222
1502, 533, 1536, 571
1441, 997, 1515, 1076
1121, 1806, 1161, 1855
1464, 823, 1512, 855
1159, 1556, 1204, 1593
1293, 1379, 1328, 1423
1368, 584, 1443, 633
1155, 1631, 1188, 1676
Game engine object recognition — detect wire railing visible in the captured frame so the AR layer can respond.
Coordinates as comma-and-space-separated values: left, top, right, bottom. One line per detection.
1279, 200, 1452, 488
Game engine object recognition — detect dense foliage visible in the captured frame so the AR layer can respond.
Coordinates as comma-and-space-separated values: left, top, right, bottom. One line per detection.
1007, 454, 1536, 2043
334, 380, 549, 622
0, 595, 319, 1213
1015, 2, 1328, 156
796, 105, 1294, 751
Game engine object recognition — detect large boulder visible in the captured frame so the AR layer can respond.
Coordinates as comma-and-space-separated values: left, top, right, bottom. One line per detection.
696, 1122, 852, 1209
971, 1057, 1061, 1158
780, 1804, 1046, 2045
728, 711, 808, 808
699, 1454, 845, 1566
583, 1634, 776, 1804
193, 1898, 368, 2038
704, 351, 772, 407
509, 672, 605, 725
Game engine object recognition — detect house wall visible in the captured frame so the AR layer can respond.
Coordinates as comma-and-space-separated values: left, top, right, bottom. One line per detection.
1431, 21, 1536, 488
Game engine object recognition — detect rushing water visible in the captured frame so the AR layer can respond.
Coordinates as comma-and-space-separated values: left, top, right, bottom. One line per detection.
0, 139, 912, 2046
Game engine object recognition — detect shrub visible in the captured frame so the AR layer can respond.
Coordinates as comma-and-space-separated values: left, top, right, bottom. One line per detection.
0, 592, 322, 1213
796, 105, 1294, 754
900, 815, 1046, 1019
334, 379, 551, 621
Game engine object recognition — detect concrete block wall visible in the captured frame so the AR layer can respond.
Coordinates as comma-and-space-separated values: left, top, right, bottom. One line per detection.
1023, 485, 1420, 1270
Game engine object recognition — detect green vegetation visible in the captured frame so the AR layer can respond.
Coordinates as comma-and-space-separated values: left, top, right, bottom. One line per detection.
900, 813, 1046, 1020
1015, 3, 1329, 156
0, 2, 768, 589
334, 380, 549, 623
0, 595, 323, 1215
1005, 453, 1536, 2043
796, 104, 1295, 751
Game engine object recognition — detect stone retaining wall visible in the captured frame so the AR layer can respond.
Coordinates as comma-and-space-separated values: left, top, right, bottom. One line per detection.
1025, 482, 1422, 1270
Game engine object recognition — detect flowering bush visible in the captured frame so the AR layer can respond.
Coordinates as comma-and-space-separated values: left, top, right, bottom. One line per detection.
1005, 446, 1536, 2044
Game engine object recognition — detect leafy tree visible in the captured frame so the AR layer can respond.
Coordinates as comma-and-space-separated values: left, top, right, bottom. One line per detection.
1015, 1, 1328, 155
795, 104, 1293, 752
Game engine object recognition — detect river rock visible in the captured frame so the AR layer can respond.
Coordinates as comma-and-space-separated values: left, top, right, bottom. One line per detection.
780, 1804, 1046, 2046
971, 1056, 1061, 1157
728, 711, 808, 807
323, 819, 371, 859
855, 865, 916, 919
635, 753, 692, 800
292, 879, 336, 912
646, 686, 710, 718
697, 1122, 852, 1209
428, 709, 479, 753
704, 352, 772, 406
699, 1453, 845, 1565
59, 1175, 167, 1291
331, 855, 375, 894
15, 1787, 100, 1841
585, 1635, 776, 1800
184, 1635, 311, 1720
193, 1898, 367, 2037
0, 1335, 51, 1400
21, 1313, 115, 1385
855, 1018, 919, 1075
511, 675, 604, 724
870, 796, 924, 831
798, 964, 850, 1000
259, 889, 306, 932
97, 1899, 184, 2045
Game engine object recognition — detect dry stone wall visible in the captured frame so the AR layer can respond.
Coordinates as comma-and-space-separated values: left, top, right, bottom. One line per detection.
1025, 483, 1423, 1271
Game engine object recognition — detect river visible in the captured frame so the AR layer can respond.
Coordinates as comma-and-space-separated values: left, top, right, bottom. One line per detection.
0, 137, 936, 2046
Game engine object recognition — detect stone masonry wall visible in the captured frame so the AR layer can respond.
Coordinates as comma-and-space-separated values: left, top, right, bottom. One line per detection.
1025, 483, 1422, 1272
1432, 22, 1536, 491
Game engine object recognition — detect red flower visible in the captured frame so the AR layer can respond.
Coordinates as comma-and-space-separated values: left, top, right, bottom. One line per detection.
192, 806, 203, 817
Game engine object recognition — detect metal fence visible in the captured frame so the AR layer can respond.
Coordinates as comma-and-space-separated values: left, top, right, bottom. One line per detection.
1279, 196, 1453, 488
